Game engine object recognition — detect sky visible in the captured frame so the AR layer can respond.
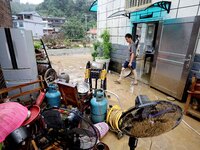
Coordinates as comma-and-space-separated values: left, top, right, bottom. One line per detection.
20, 0, 44, 4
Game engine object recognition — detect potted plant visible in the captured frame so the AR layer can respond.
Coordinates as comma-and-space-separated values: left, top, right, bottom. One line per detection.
93, 29, 112, 70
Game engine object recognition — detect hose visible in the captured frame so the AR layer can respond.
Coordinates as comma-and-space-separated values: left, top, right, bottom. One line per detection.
104, 90, 123, 109
106, 105, 123, 131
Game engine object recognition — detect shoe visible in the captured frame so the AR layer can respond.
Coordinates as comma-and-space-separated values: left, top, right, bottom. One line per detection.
114, 80, 121, 84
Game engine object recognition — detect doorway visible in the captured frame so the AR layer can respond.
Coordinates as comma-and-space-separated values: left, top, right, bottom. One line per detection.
133, 22, 158, 84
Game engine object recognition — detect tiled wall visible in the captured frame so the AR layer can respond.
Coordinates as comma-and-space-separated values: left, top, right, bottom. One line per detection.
97, 0, 200, 71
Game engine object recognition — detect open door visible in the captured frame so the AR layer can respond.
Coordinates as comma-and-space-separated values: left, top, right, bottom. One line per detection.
150, 16, 200, 100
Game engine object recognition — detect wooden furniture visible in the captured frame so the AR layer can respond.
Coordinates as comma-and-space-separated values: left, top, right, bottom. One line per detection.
57, 81, 92, 112
184, 75, 200, 118
0, 76, 45, 104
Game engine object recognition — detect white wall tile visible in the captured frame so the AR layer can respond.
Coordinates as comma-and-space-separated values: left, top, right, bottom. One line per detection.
179, 0, 199, 7
118, 37, 125, 45
164, 9, 177, 19
170, 0, 180, 9
118, 27, 127, 36
177, 6, 198, 18
111, 36, 118, 44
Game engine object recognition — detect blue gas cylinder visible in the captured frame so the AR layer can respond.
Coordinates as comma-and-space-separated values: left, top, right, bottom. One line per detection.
45, 84, 61, 107
90, 89, 108, 123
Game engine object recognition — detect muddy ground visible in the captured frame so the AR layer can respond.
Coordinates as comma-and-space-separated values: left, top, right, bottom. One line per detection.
48, 49, 200, 150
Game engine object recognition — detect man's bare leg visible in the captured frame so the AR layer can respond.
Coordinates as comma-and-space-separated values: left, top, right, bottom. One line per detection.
132, 69, 138, 85
115, 67, 125, 83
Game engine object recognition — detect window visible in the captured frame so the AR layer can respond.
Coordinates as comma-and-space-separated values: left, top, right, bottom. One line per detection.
19, 22, 24, 27
126, 0, 152, 9
13, 22, 18, 27
24, 15, 31, 19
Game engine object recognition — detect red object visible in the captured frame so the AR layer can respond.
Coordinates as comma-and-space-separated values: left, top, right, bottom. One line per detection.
22, 105, 40, 126
35, 91, 45, 106
0, 102, 28, 142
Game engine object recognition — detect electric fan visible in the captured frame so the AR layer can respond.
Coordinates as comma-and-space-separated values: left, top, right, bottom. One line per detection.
40, 108, 99, 150
118, 95, 183, 150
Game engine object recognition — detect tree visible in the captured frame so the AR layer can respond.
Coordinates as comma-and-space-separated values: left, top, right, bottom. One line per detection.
10, 2, 36, 14
61, 18, 85, 39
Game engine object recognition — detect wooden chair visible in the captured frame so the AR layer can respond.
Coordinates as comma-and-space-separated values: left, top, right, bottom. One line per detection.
0, 76, 45, 105
57, 81, 92, 112
184, 75, 200, 118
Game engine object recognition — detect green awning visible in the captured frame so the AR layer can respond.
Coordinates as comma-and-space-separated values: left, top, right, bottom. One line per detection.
107, 1, 171, 22
130, 1, 171, 23
89, 0, 97, 12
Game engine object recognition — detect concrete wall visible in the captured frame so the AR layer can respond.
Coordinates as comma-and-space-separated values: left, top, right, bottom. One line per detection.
13, 19, 45, 38
0, 0, 12, 27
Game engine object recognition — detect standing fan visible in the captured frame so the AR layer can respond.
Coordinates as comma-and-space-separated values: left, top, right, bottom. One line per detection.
118, 95, 183, 150
41, 108, 99, 150
65, 109, 99, 150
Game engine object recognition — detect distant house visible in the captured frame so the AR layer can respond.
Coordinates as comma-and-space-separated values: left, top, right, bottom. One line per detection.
86, 28, 97, 41
42, 17, 66, 33
42, 20, 55, 35
12, 11, 45, 38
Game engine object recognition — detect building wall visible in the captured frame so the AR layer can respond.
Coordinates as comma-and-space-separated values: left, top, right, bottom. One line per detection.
97, 0, 200, 71
0, 0, 12, 27
0, 0, 12, 92
13, 19, 45, 38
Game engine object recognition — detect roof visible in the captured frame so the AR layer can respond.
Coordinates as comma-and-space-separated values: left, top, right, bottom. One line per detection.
87, 28, 97, 34
17, 11, 41, 17
42, 16, 66, 20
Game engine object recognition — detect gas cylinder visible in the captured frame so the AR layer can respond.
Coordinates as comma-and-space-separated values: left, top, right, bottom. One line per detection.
90, 89, 108, 123
45, 84, 61, 107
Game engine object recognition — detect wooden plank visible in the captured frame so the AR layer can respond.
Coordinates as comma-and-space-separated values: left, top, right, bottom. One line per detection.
0, 80, 42, 94
1, 87, 42, 101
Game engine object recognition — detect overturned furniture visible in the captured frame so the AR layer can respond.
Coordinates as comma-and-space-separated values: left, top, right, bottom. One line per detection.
57, 81, 92, 112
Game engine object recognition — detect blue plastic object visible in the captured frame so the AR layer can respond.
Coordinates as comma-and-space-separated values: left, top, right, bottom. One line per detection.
91, 89, 108, 123
89, 0, 97, 12
46, 84, 61, 107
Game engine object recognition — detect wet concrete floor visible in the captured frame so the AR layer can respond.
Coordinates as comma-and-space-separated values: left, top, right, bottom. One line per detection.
49, 53, 200, 150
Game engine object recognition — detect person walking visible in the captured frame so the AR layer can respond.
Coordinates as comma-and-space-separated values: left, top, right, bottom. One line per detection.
115, 33, 138, 85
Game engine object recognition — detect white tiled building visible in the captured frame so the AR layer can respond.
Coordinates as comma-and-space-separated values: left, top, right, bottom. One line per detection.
96, 0, 200, 100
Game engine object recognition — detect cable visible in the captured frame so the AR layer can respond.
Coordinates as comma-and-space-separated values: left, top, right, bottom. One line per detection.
104, 90, 123, 109
182, 119, 200, 137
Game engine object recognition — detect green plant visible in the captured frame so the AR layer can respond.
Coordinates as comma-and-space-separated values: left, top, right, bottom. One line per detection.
100, 29, 112, 59
92, 30, 112, 60
91, 41, 100, 61
34, 41, 41, 50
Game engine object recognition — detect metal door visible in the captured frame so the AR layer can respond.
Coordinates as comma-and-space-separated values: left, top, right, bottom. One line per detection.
150, 16, 200, 100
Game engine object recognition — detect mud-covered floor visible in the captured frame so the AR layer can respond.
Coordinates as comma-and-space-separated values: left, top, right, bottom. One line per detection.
49, 53, 200, 150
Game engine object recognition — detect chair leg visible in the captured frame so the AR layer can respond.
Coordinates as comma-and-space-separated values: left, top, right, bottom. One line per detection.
184, 93, 192, 115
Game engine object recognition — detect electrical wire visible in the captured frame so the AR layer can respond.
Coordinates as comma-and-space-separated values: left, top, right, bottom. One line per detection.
182, 119, 200, 137
104, 90, 123, 109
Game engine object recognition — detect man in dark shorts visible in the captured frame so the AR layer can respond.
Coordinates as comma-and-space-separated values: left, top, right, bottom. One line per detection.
115, 33, 138, 85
